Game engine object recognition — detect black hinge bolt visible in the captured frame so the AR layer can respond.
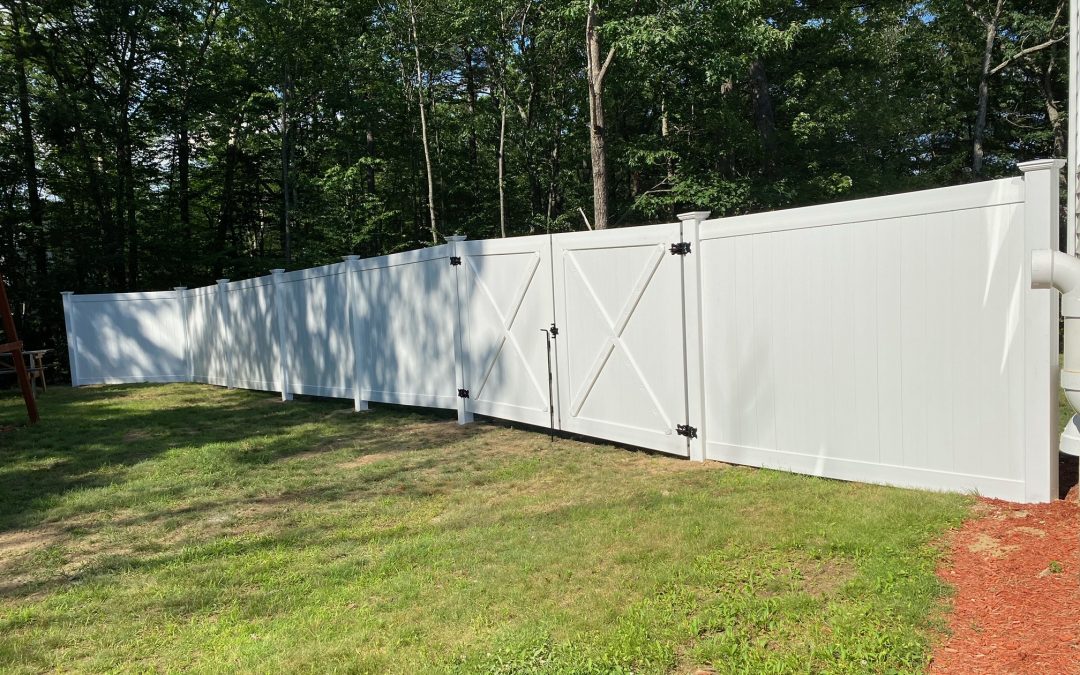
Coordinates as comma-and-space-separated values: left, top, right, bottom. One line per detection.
457, 388, 469, 398
549, 323, 559, 337
676, 424, 697, 438
450, 256, 462, 266
670, 242, 691, 256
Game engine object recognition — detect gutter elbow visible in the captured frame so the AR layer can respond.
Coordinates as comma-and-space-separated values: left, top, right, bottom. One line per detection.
1032, 250, 1080, 316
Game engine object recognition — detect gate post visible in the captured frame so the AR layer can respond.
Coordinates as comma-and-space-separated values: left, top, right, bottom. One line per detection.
342, 255, 368, 412
270, 269, 293, 402
61, 291, 80, 387
216, 279, 234, 389
174, 287, 192, 382
1019, 159, 1065, 502
445, 235, 473, 424
678, 211, 711, 462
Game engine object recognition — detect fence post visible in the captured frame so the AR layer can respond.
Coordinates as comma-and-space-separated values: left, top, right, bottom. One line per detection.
173, 287, 192, 383
677, 211, 712, 462
269, 269, 293, 402
61, 291, 80, 387
1019, 159, 1065, 502
216, 278, 234, 389
342, 255, 368, 412
445, 235, 473, 425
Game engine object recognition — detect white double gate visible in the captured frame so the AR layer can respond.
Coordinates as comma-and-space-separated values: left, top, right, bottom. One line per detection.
63, 162, 1065, 502
458, 225, 696, 458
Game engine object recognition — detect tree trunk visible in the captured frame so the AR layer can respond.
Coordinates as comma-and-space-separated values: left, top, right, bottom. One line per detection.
973, 0, 1004, 176
12, 12, 46, 277
121, 106, 138, 288
585, 0, 614, 230
365, 126, 377, 194
1038, 60, 1065, 158
178, 113, 191, 253
463, 46, 479, 168
409, 6, 438, 242
498, 95, 507, 238
748, 58, 777, 174
216, 124, 239, 278
280, 69, 292, 264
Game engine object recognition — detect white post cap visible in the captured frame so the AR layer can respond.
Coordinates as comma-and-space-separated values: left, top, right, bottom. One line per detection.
677, 211, 712, 222
216, 278, 230, 284
173, 286, 187, 291
1018, 159, 1066, 173
444, 235, 467, 242
341, 255, 361, 262
269, 268, 285, 275
61, 291, 74, 296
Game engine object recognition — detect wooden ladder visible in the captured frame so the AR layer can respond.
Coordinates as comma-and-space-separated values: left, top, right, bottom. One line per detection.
0, 278, 39, 425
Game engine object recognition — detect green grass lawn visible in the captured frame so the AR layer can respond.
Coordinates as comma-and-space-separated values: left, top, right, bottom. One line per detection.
0, 384, 970, 673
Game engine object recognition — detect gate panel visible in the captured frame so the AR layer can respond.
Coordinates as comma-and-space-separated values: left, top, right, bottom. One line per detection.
552, 224, 689, 456
459, 235, 555, 427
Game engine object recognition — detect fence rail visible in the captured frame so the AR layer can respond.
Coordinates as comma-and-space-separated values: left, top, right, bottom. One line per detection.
62, 161, 1064, 502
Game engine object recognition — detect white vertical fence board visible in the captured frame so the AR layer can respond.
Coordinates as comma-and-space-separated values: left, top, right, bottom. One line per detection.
950, 211, 985, 477
875, 220, 905, 467
750, 234, 778, 451
850, 224, 880, 463
923, 212, 956, 473
826, 225, 859, 461
899, 215, 930, 471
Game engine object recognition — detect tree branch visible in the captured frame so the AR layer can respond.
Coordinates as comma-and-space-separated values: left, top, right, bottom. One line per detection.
597, 46, 615, 85
990, 34, 1066, 75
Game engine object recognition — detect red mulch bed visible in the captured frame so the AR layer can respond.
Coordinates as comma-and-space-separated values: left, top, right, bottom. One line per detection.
930, 496, 1080, 674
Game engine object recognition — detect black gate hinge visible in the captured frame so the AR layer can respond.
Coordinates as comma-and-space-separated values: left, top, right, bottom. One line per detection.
450, 256, 462, 266
675, 423, 697, 439
549, 323, 559, 337
457, 388, 470, 398
669, 242, 692, 256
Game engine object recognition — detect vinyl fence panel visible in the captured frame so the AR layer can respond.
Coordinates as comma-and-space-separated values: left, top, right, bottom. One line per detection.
187, 284, 226, 386
280, 263, 354, 399
223, 276, 281, 393
357, 246, 458, 410
64, 291, 187, 385
694, 174, 1053, 501
458, 234, 557, 427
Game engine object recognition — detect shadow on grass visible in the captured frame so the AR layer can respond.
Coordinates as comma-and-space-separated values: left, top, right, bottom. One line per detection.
0, 384, 481, 533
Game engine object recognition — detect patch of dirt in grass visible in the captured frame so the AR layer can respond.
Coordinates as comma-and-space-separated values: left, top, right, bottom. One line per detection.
931, 497, 1080, 674
122, 429, 155, 443
338, 452, 397, 469
798, 558, 855, 597
0, 527, 59, 558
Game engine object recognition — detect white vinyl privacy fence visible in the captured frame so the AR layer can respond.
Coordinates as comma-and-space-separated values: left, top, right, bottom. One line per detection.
62, 161, 1064, 502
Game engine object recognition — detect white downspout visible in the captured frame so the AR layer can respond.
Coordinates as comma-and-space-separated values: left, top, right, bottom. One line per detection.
1031, 250, 1080, 458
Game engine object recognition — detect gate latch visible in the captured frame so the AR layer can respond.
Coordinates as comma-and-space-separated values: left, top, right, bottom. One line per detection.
675, 424, 697, 438
669, 242, 691, 256
457, 388, 470, 399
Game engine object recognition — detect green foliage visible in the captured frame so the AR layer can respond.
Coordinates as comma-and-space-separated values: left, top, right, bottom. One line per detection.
0, 1, 1069, 367
0, 384, 971, 672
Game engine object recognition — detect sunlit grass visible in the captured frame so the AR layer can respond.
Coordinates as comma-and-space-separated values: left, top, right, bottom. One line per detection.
0, 384, 970, 673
